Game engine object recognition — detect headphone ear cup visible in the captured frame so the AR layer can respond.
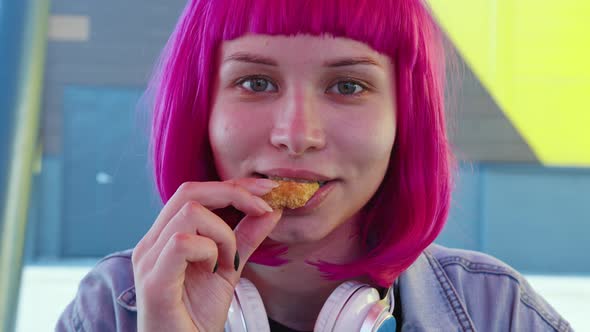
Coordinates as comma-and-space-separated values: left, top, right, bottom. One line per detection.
226, 278, 270, 332
314, 281, 381, 332
360, 300, 396, 332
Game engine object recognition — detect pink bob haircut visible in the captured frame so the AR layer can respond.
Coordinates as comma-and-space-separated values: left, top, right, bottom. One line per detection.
147, 0, 456, 287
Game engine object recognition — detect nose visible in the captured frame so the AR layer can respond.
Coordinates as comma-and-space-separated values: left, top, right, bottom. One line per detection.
270, 87, 326, 156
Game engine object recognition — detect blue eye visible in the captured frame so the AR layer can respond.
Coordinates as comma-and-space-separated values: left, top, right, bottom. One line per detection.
239, 77, 277, 92
328, 81, 366, 95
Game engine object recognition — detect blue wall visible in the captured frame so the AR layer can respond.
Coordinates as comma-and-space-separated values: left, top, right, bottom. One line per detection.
25, 86, 160, 259
437, 163, 590, 274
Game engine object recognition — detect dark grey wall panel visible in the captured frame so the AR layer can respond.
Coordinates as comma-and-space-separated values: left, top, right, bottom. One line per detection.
50, 1, 89, 14
455, 142, 538, 162
42, 0, 186, 156
46, 0, 185, 86
446, 56, 537, 162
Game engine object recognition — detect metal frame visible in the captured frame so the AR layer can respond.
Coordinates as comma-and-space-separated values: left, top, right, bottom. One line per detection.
0, 0, 50, 331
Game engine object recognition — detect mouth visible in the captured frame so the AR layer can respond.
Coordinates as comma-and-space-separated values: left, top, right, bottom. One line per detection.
254, 171, 338, 214
253, 172, 331, 188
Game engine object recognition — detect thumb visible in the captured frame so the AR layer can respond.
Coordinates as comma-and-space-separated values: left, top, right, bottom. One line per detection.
232, 209, 283, 273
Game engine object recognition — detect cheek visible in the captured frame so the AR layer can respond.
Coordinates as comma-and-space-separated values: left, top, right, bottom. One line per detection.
337, 111, 395, 169
209, 106, 264, 178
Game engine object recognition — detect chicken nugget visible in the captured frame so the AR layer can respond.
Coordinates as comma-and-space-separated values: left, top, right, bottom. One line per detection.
262, 180, 320, 209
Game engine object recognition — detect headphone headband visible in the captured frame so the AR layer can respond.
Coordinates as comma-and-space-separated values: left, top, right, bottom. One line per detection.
226, 279, 397, 332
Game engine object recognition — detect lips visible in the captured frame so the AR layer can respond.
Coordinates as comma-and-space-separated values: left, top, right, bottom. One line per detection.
254, 169, 334, 188
265, 175, 327, 187
284, 180, 337, 214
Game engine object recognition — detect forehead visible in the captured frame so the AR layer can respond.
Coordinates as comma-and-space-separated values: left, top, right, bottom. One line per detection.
220, 34, 391, 67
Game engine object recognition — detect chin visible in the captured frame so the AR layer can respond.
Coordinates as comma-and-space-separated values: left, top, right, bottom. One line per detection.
268, 216, 333, 244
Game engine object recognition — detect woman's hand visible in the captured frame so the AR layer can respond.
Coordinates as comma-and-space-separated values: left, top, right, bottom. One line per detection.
132, 178, 282, 332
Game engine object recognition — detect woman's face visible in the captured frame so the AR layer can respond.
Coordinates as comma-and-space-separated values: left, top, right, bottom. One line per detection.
209, 34, 396, 244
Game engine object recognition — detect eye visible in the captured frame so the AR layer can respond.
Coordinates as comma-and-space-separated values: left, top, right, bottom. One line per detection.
327, 80, 366, 96
238, 76, 278, 93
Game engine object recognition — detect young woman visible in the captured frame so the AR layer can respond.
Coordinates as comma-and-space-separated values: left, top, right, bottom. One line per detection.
56, 0, 572, 331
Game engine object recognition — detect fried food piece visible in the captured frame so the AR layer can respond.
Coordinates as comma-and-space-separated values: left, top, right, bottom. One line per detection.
262, 180, 320, 209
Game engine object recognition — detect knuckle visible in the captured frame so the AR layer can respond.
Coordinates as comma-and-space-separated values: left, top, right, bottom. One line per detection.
132, 257, 149, 277
169, 232, 190, 252
205, 239, 219, 258
197, 236, 217, 254
181, 201, 204, 217
177, 181, 199, 196
224, 182, 249, 200
221, 226, 238, 243
131, 248, 141, 266
177, 181, 192, 192
133, 235, 149, 262
131, 249, 149, 275
195, 237, 219, 262
225, 180, 241, 192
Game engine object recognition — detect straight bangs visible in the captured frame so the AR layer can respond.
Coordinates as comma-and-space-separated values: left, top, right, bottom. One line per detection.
148, 0, 455, 287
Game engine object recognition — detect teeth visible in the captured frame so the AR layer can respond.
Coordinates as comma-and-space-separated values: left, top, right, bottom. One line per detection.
268, 175, 314, 183
267, 175, 326, 186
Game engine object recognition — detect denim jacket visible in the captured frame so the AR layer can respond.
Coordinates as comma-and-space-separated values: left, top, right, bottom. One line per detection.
55, 244, 573, 331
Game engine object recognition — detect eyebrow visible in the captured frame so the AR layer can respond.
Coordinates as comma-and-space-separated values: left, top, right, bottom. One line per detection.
324, 57, 382, 68
223, 52, 278, 66
223, 52, 382, 68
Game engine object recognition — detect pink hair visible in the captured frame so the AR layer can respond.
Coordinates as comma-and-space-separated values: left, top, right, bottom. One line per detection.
147, 0, 455, 287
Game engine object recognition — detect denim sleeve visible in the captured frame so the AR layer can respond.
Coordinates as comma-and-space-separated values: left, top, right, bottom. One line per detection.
54, 253, 137, 332
437, 252, 573, 332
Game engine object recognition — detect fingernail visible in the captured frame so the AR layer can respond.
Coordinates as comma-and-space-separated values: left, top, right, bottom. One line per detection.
234, 251, 240, 271
254, 196, 273, 213
255, 178, 280, 189
213, 260, 218, 273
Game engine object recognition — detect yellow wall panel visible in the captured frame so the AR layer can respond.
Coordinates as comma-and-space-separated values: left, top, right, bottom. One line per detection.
513, 79, 590, 166
427, 0, 590, 166
426, 0, 497, 89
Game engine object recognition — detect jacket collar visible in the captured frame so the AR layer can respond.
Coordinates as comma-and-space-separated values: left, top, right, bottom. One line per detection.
397, 246, 476, 331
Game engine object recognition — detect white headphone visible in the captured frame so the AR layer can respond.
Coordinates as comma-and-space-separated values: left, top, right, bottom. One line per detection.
225, 278, 397, 332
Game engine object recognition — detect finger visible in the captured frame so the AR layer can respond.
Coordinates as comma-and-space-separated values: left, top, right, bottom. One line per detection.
229, 209, 283, 275
153, 232, 218, 284
139, 179, 277, 251
226, 178, 280, 196
149, 202, 237, 274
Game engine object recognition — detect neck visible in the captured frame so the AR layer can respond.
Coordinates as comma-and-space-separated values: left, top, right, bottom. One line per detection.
242, 217, 371, 331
